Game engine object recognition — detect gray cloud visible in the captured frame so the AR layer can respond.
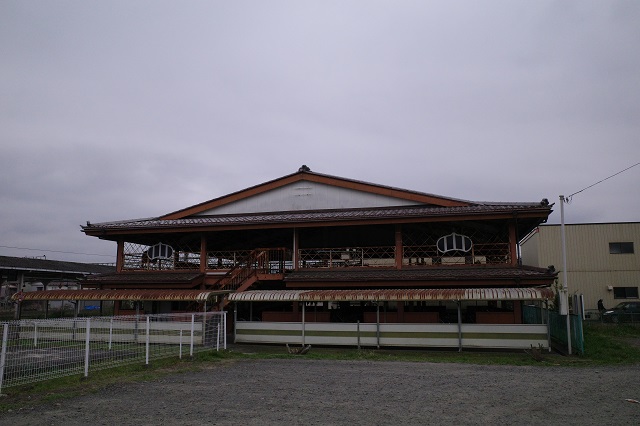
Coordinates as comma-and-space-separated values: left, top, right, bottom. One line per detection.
1, 1, 639, 262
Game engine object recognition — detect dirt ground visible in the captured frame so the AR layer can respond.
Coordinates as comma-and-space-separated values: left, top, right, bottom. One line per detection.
1, 357, 639, 426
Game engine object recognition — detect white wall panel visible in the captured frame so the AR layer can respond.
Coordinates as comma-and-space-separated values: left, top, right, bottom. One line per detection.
196, 181, 421, 215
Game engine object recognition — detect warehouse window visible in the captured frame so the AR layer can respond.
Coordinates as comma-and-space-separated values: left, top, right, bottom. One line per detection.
613, 287, 639, 299
609, 242, 634, 254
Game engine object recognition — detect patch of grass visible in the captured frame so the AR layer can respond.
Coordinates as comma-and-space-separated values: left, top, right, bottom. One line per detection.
580, 323, 640, 365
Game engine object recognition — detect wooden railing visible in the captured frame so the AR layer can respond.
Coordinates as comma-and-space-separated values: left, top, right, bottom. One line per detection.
297, 243, 512, 269
298, 246, 396, 268
214, 248, 287, 292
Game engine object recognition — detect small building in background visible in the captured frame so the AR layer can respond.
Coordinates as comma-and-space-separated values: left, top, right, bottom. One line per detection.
520, 222, 640, 314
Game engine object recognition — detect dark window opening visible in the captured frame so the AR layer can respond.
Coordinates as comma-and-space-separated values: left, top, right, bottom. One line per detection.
613, 287, 639, 299
609, 242, 634, 254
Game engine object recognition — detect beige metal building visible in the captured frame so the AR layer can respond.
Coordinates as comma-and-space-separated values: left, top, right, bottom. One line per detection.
520, 222, 640, 312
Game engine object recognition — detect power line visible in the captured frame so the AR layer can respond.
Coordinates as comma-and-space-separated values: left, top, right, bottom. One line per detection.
0, 245, 114, 258
566, 162, 640, 203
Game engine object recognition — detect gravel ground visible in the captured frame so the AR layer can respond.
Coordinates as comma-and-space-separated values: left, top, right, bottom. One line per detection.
1, 358, 639, 426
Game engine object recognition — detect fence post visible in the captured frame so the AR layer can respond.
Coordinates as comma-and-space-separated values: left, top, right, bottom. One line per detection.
145, 316, 150, 365
357, 320, 361, 350
190, 314, 195, 357
302, 303, 306, 346
200, 312, 206, 347
457, 301, 463, 352
84, 318, 91, 378
376, 303, 380, 349
33, 323, 38, 348
546, 302, 551, 352
216, 324, 220, 351
0, 323, 8, 394
179, 330, 183, 359
223, 311, 227, 350
108, 317, 113, 350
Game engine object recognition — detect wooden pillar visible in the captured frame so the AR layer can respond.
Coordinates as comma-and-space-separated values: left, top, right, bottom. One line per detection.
292, 300, 299, 321
293, 228, 300, 271
395, 225, 403, 270
397, 301, 405, 322
513, 300, 522, 324
508, 222, 518, 266
200, 235, 207, 272
116, 240, 125, 272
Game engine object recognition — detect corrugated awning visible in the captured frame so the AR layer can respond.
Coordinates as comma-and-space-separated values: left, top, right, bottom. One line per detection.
228, 287, 554, 302
11, 289, 230, 302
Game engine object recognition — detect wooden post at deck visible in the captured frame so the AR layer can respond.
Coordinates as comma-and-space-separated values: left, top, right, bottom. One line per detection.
293, 228, 299, 271
116, 240, 124, 272
200, 236, 207, 272
395, 225, 403, 269
514, 301, 522, 324
508, 222, 518, 266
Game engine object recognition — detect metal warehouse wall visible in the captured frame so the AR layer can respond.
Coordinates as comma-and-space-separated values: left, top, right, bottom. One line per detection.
521, 223, 640, 311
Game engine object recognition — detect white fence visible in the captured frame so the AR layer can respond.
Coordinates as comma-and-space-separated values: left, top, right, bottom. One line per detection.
235, 321, 549, 350
0, 312, 226, 393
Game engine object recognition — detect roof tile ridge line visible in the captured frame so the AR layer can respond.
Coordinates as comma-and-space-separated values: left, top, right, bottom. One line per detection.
158, 170, 305, 220
91, 203, 549, 227
474, 200, 550, 206
519, 264, 558, 274
158, 169, 477, 221
193, 203, 458, 218
305, 170, 476, 206
82, 216, 160, 229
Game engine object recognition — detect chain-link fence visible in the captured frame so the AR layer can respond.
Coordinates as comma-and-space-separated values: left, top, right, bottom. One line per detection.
0, 311, 226, 393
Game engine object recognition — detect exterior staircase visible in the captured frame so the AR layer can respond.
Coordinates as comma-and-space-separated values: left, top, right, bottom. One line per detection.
213, 248, 287, 306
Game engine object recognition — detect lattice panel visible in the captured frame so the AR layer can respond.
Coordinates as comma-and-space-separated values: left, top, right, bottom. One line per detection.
402, 222, 511, 266
298, 246, 396, 268
206, 250, 252, 270
123, 241, 202, 271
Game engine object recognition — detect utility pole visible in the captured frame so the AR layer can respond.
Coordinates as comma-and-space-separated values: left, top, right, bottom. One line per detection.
559, 195, 571, 355
557, 162, 639, 356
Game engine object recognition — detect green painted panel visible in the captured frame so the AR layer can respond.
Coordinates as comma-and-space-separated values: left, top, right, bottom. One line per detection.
379, 331, 460, 339
236, 329, 301, 337
463, 332, 548, 340
305, 330, 375, 338
237, 328, 546, 342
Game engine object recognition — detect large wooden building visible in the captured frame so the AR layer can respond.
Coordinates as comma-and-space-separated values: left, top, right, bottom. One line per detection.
77, 167, 555, 349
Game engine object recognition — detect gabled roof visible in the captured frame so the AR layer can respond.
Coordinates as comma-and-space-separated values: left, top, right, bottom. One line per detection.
81, 167, 552, 236
159, 167, 472, 220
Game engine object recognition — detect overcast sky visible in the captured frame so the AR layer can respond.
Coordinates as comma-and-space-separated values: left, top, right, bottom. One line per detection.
1, 1, 639, 264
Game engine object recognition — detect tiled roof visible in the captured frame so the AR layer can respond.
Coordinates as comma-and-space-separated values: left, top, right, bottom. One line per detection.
84, 203, 549, 231
284, 266, 555, 282
83, 272, 204, 284
0, 255, 114, 275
